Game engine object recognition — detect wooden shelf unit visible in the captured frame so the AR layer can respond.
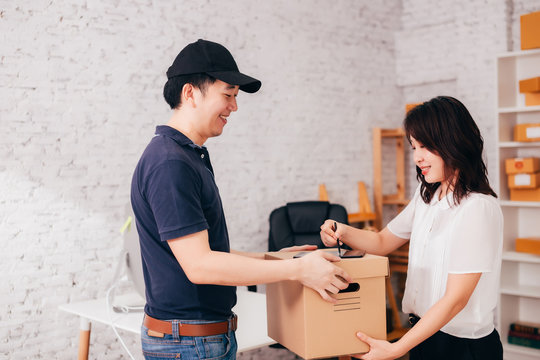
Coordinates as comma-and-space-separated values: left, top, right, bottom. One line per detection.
372, 128, 408, 230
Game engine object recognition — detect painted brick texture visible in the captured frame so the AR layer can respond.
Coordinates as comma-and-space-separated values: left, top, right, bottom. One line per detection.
2, 0, 539, 359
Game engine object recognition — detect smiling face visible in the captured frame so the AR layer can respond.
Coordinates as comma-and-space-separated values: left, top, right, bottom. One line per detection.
410, 136, 448, 189
192, 79, 239, 143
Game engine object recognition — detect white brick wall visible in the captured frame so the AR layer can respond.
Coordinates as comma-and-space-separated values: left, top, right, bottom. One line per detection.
1, 0, 538, 359
396, 0, 540, 197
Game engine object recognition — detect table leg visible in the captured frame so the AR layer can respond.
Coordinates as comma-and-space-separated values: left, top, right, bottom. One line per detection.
78, 318, 91, 360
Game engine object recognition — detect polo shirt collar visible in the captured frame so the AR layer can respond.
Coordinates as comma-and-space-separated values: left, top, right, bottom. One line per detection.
155, 125, 206, 149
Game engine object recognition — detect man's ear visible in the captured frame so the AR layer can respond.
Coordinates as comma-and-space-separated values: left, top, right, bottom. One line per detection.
181, 83, 196, 108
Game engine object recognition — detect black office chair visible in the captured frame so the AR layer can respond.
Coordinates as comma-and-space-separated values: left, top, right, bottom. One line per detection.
268, 201, 349, 251
266, 200, 349, 357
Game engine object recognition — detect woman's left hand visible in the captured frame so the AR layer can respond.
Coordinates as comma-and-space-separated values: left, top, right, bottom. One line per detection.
278, 244, 317, 252
352, 332, 402, 360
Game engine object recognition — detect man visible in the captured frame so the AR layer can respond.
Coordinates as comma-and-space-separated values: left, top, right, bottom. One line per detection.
131, 39, 351, 359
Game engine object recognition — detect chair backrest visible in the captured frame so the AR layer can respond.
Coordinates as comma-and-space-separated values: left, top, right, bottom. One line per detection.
268, 201, 348, 251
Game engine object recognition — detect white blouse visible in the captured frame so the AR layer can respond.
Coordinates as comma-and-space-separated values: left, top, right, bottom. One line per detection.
387, 185, 503, 338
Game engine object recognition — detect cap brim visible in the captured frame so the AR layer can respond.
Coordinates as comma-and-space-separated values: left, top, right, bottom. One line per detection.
207, 71, 262, 93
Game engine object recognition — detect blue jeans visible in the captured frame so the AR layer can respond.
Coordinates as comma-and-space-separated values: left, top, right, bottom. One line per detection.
141, 318, 237, 360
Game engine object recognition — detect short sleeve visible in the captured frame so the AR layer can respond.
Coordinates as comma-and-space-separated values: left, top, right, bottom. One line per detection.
146, 160, 208, 241
387, 185, 421, 239
447, 196, 502, 274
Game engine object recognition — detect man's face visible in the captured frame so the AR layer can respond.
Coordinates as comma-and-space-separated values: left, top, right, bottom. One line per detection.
193, 79, 239, 140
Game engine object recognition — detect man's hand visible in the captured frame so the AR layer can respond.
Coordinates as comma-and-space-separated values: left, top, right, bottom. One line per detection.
297, 250, 352, 303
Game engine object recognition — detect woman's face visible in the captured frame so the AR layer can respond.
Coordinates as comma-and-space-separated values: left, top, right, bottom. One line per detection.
410, 136, 447, 185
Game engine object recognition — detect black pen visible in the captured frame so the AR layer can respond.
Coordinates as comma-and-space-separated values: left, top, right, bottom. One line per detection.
334, 221, 342, 257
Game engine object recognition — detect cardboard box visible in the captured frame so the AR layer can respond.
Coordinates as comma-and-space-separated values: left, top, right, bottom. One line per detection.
521, 11, 540, 50
519, 77, 540, 93
505, 158, 540, 174
516, 237, 540, 256
508, 173, 540, 189
265, 250, 389, 359
524, 93, 540, 106
514, 123, 540, 142
510, 187, 540, 202
405, 103, 421, 113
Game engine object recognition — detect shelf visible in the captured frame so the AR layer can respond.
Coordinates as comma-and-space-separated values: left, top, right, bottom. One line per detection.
498, 141, 540, 148
500, 284, 540, 298
500, 200, 540, 208
502, 251, 540, 263
498, 105, 540, 113
497, 48, 540, 58
502, 341, 540, 357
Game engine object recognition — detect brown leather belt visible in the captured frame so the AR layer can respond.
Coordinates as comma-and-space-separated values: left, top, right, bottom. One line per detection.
144, 314, 238, 337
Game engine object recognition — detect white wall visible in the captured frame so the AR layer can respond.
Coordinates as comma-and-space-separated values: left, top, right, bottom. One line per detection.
0, 1, 401, 359
1, 0, 539, 359
396, 0, 540, 197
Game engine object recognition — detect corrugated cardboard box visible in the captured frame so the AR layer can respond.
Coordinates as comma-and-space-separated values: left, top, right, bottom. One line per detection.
405, 103, 421, 113
524, 93, 540, 106
514, 124, 540, 142
519, 77, 540, 106
265, 250, 389, 359
521, 11, 540, 50
505, 158, 540, 174
508, 173, 540, 189
519, 77, 540, 93
510, 187, 540, 202
516, 237, 540, 256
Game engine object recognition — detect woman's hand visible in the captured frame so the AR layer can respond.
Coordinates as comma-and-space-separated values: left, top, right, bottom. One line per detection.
320, 219, 340, 247
352, 332, 404, 360
278, 244, 317, 252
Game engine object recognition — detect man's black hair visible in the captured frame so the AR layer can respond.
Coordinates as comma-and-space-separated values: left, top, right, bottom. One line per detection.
163, 73, 217, 109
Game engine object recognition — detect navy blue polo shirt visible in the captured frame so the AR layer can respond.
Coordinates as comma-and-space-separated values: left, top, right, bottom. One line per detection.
130, 125, 236, 320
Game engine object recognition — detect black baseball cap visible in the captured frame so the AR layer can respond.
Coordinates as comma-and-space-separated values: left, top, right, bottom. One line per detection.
166, 39, 262, 93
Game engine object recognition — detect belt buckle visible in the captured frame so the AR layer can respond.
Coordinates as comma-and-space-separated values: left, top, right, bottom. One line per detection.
229, 314, 237, 332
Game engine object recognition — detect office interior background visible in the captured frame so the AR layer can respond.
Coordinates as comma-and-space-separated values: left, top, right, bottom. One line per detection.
1, 0, 539, 359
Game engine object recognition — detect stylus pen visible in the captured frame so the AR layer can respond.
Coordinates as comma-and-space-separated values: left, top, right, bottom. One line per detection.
334, 221, 342, 257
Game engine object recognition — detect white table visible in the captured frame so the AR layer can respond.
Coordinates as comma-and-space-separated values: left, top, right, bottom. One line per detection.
59, 290, 275, 359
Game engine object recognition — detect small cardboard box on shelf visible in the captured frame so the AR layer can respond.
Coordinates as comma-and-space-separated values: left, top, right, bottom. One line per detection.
516, 237, 540, 256
519, 77, 540, 93
514, 124, 540, 142
505, 158, 540, 174
521, 11, 540, 50
510, 187, 540, 202
519, 77, 540, 106
508, 173, 540, 189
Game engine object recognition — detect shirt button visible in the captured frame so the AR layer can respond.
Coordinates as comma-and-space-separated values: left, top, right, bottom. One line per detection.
201, 154, 205, 159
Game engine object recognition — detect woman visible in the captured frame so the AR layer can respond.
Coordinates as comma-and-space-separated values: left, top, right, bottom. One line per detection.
320, 96, 503, 360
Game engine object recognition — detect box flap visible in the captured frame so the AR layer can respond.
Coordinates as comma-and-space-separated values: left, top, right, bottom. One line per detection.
265, 250, 389, 278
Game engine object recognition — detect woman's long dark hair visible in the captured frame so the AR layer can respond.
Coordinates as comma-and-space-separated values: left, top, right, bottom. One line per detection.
404, 96, 497, 204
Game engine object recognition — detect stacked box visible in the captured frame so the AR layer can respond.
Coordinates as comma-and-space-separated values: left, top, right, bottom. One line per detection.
519, 77, 540, 106
521, 11, 540, 50
514, 124, 540, 142
515, 238, 540, 256
506, 158, 540, 201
